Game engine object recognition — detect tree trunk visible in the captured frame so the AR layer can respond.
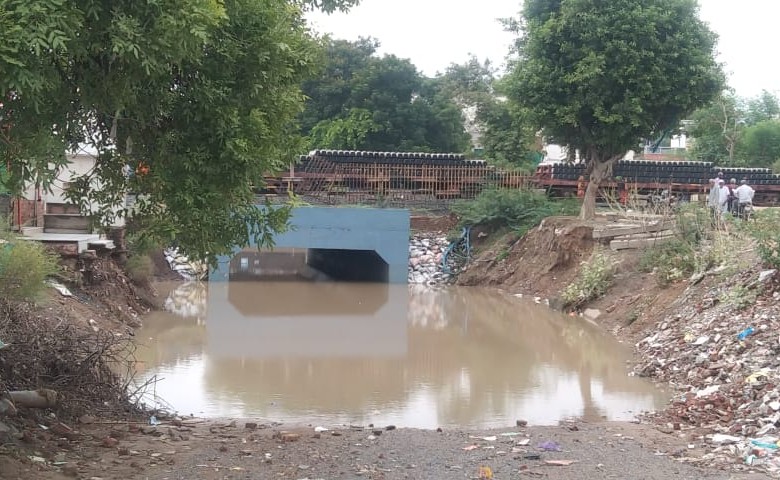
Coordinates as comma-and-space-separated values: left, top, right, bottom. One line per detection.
579, 156, 619, 220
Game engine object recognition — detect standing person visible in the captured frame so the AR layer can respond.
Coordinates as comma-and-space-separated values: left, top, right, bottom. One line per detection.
713, 179, 730, 229
727, 178, 738, 215
707, 172, 723, 223
734, 179, 755, 220
707, 171, 724, 222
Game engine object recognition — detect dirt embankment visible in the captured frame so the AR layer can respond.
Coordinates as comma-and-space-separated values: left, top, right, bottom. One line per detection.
458, 216, 595, 297
458, 214, 780, 476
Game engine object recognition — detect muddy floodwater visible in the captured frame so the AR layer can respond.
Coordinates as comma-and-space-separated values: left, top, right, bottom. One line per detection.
134, 281, 668, 429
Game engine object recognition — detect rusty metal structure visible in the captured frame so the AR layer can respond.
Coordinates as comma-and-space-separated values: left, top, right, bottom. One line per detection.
262, 150, 530, 208
261, 150, 780, 207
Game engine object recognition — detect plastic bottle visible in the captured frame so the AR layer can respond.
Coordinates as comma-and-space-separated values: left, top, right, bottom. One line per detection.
751, 439, 779, 450
738, 327, 756, 340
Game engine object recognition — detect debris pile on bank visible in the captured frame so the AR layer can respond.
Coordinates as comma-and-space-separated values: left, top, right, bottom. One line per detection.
164, 247, 208, 281
408, 234, 451, 285
0, 300, 142, 443
635, 268, 780, 475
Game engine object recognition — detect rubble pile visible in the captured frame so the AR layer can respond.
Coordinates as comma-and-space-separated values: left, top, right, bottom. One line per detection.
408, 234, 452, 286
164, 247, 208, 281
634, 268, 780, 475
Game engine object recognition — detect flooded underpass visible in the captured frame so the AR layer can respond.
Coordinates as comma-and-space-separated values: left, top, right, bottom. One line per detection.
134, 281, 668, 429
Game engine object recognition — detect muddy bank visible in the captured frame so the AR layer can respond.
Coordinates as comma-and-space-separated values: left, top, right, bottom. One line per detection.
458, 213, 780, 476
457, 216, 596, 300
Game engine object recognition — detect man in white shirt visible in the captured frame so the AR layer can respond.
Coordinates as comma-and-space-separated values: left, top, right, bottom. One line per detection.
734, 179, 755, 219
717, 179, 730, 214
707, 171, 724, 221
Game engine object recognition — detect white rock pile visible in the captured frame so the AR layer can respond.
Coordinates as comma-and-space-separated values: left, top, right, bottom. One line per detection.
408, 234, 452, 286
164, 247, 208, 281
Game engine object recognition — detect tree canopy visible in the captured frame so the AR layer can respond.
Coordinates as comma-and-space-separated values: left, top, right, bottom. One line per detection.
0, 0, 358, 263
688, 90, 780, 167
300, 38, 470, 152
505, 0, 723, 218
435, 57, 541, 170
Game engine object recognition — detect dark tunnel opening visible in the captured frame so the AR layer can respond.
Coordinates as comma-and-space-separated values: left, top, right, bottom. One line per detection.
306, 248, 389, 283
229, 248, 390, 283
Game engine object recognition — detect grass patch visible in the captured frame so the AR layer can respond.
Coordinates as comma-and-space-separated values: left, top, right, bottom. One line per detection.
719, 285, 757, 309
745, 209, 780, 269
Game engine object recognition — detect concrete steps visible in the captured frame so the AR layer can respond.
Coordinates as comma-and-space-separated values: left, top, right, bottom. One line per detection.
43, 213, 91, 234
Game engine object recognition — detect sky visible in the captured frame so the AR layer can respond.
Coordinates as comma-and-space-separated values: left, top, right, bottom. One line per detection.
306, 0, 780, 99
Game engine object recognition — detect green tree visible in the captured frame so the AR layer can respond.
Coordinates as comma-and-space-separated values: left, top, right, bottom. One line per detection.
478, 84, 541, 170
308, 108, 381, 149
506, 0, 723, 219
0, 0, 358, 263
688, 92, 745, 164
436, 57, 539, 169
688, 90, 780, 165
301, 38, 470, 152
746, 90, 780, 125
738, 121, 780, 168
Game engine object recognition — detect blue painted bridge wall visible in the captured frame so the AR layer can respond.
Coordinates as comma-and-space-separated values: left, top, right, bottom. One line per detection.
212, 207, 411, 283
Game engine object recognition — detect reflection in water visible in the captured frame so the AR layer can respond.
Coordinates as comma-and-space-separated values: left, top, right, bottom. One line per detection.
135, 282, 667, 428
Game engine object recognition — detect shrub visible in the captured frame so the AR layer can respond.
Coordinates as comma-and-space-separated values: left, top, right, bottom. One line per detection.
746, 209, 780, 269
639, 239, 696, 286
0, 230, 58, 302
452, 188, 579, 236
125, 253, 155, 285
674, 202, 709, 246
561, 250, 615, 307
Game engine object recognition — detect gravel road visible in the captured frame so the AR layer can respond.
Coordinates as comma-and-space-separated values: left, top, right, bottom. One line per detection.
12, 419, 767, 480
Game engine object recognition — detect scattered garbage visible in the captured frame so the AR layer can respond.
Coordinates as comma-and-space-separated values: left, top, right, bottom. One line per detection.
635, 268, 780, 476
737, 326, 755, 340
46, 280, 72, 297
712, 434, 742, 444
149, 415, 160, 426
478, 466, 493, 479
545, 459, 578, 466
538, 440, 562, 452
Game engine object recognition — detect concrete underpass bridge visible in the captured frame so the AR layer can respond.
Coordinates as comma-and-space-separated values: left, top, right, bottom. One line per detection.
211, 206, 411, 284
207, 207, 410, 358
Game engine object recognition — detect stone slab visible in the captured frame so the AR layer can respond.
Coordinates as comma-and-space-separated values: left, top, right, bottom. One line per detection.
593, 220, 674, 239
610, 234, 676, 251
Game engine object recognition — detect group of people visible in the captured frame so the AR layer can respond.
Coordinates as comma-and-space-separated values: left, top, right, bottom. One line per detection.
707, 171, 755, 222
